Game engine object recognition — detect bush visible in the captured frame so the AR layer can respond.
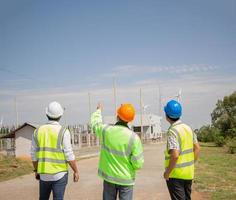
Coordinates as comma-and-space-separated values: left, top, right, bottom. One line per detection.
214, 135, 225, 147
197, 126, 221, 143
226, 137, 236, 154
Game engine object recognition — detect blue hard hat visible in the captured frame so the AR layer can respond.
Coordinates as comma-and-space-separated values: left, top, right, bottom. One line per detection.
164, 100, 182, 119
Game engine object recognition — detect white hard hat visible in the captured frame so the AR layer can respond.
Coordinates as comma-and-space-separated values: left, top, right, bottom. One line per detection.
46, 101, 64, 119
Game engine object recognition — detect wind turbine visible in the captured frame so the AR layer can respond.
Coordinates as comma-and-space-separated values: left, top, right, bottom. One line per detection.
142, 104, 150, 114
174, 89, 182, 102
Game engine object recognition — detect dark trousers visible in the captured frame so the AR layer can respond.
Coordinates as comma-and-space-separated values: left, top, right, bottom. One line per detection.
166, 178, 192, 200
39, 173, 68, 200
103, 180, 133, 200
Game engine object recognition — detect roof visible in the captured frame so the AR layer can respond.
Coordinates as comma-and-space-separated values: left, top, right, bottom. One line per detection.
0, 122, 38, 139
104, 114, 162, 126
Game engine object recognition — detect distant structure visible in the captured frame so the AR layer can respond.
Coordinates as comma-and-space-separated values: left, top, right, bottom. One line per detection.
0, 122, 101, 158
104, 114, 162, 140
0, 122, 38, 158
132, 114, 162, 140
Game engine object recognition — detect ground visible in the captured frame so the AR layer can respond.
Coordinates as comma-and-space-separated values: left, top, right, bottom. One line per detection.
194, 143, 236, 200
0, 143, 202, 200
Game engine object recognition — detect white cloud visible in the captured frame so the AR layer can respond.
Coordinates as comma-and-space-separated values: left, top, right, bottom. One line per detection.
104, 64, 220, 78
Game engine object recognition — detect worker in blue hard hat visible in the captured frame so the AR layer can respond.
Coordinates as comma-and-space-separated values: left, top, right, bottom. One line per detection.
163, 100, 200, 200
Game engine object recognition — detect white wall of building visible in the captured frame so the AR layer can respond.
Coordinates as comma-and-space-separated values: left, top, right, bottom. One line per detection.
15, 126, 35, 158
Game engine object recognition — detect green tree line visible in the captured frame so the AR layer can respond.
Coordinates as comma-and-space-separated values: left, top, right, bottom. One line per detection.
195, 91, 236, 153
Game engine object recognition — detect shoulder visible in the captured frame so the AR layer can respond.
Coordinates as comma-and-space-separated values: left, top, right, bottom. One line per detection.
168, 127, 178, 137
181, 123, 192, 129
180, 123, 193, 134
35, 124, 47, 132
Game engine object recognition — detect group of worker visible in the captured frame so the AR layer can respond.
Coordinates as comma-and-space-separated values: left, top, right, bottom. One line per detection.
31, 100, 200, 200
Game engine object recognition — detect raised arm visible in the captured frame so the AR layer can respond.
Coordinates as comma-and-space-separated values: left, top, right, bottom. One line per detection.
90, 103, 106, 138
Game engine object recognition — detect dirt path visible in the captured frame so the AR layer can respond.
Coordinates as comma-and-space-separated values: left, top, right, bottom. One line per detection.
0, 143, 201, 200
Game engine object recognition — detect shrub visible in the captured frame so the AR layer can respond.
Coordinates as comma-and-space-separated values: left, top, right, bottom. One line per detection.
226, 137, 236, 154
214, 135, 225, 147
197, 126, 221, 143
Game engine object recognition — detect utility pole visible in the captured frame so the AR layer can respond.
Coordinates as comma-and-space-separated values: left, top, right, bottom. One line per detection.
139, 88, 143, 139
0, 116, 3, 128
88, 92, 92, 117
158, 85, 163, 140
113, 77, 117, 120
14, 97, 19, 128
158, 85, 162, 116
88, 92, 92, 134
63, 107, 67, 125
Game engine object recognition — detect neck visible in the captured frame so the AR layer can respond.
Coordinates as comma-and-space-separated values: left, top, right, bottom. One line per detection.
115, 121, 129, 128
167, 118, 176, 125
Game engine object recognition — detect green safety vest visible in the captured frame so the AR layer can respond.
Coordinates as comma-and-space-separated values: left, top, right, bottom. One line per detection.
34, 125, 68, 174
164, 122, 194, 180
91, 110, 144, 186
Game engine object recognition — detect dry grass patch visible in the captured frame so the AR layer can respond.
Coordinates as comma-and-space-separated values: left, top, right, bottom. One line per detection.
0, 154, 33, 182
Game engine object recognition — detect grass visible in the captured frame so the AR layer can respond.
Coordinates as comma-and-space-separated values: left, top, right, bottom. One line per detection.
194, 143, 236, 200
0, 154, 33, 182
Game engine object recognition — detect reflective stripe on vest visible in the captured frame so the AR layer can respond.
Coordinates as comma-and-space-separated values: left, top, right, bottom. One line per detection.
131, 152, 144, 161
101, 125, 141, 159
38, 158, 67, 164
98, 169, 135, 185
165, 123, 194, 179
165, 148, 193, 160
35, 126, 68, 174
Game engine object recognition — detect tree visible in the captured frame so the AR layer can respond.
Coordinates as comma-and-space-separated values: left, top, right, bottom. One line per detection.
211, 91, 236, 138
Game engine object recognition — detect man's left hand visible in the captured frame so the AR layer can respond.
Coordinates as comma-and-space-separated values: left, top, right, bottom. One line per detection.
35, 172, 40, 180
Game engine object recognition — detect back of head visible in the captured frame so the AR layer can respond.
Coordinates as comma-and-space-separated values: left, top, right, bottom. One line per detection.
46, 101, 64, 120
117, 104, 135, 123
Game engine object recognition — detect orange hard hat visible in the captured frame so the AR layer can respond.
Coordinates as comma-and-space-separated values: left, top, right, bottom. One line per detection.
117, 104, 135, 122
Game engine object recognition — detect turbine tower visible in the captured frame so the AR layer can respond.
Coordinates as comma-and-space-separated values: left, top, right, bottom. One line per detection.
174, 89, 182, 102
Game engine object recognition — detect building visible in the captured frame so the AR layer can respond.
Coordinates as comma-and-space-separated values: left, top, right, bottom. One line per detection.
0, 123, 38, 158
104, 114, 162, 140
132, 114, 162, 140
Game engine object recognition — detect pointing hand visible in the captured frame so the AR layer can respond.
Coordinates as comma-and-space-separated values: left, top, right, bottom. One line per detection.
97, 103, 103, 111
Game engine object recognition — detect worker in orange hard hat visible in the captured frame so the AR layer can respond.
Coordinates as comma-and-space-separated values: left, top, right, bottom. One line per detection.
91, 103, 144, 200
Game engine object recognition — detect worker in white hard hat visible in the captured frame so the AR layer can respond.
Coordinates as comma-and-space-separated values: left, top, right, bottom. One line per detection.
31, 101, 79, 200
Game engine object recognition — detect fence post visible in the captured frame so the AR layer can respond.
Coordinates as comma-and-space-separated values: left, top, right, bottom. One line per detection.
87, 133, 91, 147
78, 133, 81, 148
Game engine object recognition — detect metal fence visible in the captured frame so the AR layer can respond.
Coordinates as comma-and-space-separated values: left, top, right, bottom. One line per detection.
71, 132, 99, 148
0, 138, 15, 156
0, 131, 164, 157
70, 131, 164, 148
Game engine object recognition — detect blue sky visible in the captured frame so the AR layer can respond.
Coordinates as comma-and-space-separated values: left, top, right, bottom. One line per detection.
0, 0, 236, 129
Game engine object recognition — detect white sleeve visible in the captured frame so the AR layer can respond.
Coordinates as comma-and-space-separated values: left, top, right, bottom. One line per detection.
63, 129, 75, 161
31, 134, 38, 161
